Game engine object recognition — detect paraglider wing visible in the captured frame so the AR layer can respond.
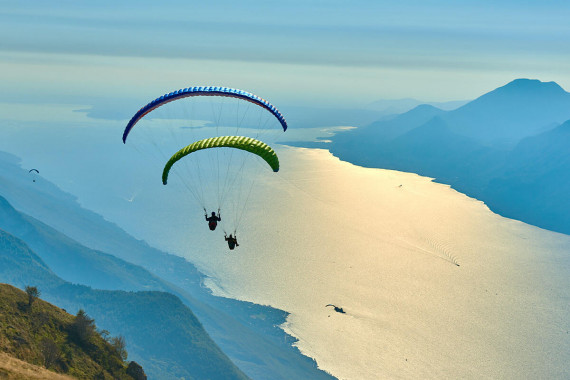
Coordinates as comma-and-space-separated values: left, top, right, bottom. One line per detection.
123, 86, 288, 143
28, 169, 39, 173
162, 136, 280, 185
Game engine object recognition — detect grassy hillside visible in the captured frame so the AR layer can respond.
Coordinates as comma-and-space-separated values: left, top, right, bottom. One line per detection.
0, 283, 137, 379
0, 352, 75, 380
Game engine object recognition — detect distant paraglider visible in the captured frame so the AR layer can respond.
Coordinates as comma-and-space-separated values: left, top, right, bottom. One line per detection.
326, 304, 346, 314
28, 169, 39, 182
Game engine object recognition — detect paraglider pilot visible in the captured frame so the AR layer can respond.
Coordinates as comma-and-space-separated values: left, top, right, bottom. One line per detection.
205, 209, 221, 231
225, 233, 239, 250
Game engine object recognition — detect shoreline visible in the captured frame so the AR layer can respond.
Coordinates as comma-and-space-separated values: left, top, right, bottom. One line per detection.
280, 128, 570, 239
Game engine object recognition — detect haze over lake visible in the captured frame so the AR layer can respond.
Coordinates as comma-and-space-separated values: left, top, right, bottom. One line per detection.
2, 121, 568, 379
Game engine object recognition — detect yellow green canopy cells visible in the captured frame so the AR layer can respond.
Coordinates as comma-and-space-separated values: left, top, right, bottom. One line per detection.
163, 136, 279, 185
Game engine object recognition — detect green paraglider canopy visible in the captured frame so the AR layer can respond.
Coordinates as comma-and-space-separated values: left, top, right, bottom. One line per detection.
162, 136, 279, 185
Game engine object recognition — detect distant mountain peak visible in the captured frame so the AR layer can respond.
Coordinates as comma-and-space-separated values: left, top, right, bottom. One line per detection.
499, 78, 567, 94
390, 103, 445, 122
462, 78, 570, 108
411, 103, 442, 112
444, 78, 570, 146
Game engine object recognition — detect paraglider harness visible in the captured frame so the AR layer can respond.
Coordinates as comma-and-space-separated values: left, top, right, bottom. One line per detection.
205, 208, 221, 231
224, 232, 239, 250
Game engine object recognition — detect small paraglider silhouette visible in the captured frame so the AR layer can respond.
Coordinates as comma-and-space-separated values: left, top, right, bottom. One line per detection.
28, 169, 39, 182
325, 304, 346, 314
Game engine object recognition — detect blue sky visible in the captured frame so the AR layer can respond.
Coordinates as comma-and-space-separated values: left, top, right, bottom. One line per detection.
1, 0, 569, 111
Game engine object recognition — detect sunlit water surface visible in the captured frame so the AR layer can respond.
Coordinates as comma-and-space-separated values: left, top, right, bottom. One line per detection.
187, 147, 570, 380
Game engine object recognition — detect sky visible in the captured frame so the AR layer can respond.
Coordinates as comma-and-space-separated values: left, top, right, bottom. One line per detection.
1, 0, 569, 113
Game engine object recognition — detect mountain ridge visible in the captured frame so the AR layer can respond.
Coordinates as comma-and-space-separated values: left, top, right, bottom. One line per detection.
445, 78, 570, 145
325, 78, 570, 235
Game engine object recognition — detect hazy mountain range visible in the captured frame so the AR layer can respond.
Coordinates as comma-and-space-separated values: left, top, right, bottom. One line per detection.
364, 97, 468, 115
292, 79, 570, 236
0, 153, 335, 380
